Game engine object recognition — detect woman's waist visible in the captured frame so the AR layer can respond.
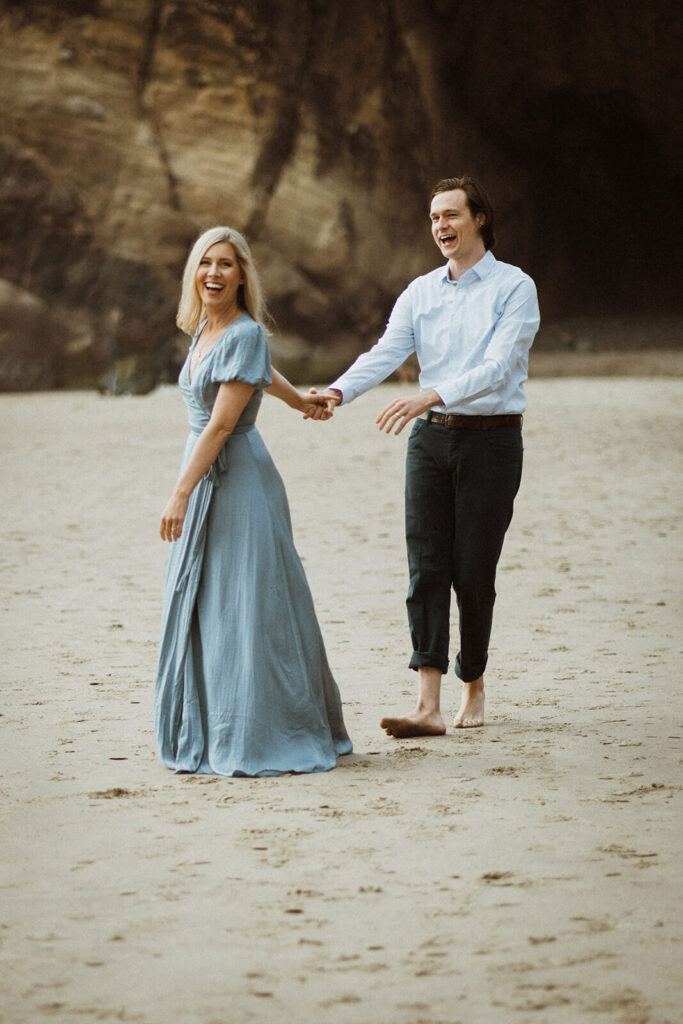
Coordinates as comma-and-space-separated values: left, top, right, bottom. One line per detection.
181, 423, 259, 478
188, 420, 256, 437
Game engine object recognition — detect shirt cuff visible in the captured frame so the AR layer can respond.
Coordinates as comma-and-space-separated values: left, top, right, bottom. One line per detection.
433, 382, 461, 408
327, 385, 346, 405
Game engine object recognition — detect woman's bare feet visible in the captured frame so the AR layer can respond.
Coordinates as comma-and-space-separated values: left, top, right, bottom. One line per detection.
453, 675, 485, 728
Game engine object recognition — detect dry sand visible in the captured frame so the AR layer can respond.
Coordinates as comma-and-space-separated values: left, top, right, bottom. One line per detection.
1, 376, 682, 1024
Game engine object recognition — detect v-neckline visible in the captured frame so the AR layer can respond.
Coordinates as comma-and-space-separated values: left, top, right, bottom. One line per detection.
188, 314, 244, 384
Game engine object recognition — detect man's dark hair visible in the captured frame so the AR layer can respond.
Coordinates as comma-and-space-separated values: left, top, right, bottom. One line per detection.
430, 176, 496, 250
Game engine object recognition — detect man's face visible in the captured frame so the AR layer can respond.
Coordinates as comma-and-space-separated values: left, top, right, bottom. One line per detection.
430, 189, 485, 263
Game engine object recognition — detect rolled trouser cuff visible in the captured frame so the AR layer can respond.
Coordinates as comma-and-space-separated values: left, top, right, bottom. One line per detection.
409, 650, 449, 675
455, 652, 487, 683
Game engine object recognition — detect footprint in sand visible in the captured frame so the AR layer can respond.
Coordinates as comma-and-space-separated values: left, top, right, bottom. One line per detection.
88, 787, 136, 799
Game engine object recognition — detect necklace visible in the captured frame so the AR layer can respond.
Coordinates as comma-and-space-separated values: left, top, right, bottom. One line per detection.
193, 310, 242, 362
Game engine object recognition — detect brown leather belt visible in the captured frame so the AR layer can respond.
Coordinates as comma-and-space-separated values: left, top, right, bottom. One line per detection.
427, 411, 523, 430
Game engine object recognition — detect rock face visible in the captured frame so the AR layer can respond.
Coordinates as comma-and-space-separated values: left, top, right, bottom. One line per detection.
0, 0, 680, 390
0, 278, 67, 390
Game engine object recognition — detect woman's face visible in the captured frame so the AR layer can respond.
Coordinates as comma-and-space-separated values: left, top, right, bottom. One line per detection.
195, 241, 244, 313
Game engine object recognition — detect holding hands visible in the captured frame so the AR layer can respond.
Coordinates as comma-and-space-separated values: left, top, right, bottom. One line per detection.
266, 370, 336, 420
304, 386, 442, 434
300, 390, 336, 420
303, 388, 342, 420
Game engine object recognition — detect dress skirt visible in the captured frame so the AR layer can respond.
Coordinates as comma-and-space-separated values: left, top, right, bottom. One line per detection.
154, 425, 352, 777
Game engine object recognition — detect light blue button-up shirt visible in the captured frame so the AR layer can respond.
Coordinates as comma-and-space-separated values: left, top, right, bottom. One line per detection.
330, 250, 540, 415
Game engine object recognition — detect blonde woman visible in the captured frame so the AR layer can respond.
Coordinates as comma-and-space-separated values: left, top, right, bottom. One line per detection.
154, 227, 352, 775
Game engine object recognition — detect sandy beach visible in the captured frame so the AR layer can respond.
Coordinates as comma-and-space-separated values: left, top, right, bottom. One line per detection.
1, 376, 681, 1024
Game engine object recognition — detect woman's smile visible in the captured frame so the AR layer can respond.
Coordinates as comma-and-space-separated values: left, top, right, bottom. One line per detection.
195, 241, 243, 311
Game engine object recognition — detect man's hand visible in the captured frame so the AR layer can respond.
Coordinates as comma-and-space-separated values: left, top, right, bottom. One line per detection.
303, 388, 342, 420
376, 389, 442, 435
300, 392, 334, 420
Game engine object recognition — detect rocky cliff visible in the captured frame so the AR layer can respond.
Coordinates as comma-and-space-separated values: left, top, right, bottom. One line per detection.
1, 0, 680, 390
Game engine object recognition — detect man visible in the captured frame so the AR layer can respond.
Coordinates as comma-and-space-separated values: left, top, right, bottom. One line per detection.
309, 176, 540, 738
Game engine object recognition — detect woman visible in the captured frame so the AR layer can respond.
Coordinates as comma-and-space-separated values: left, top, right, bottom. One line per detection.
154, 226, 352, 776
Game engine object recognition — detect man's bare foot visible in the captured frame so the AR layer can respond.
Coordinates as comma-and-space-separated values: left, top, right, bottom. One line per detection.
453, 676, 485, 728
380, 711, 446, 738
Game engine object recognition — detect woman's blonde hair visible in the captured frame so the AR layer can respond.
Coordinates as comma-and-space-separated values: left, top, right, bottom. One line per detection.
176, 226, 269, 336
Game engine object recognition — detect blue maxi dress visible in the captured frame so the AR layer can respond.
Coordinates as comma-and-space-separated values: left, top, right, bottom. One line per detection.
154, 315, 352, 776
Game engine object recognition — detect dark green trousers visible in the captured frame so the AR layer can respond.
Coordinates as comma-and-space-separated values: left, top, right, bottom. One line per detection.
405, 418, 523, 682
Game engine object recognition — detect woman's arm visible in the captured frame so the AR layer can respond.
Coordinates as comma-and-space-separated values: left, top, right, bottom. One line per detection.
265, 367, 331, 417
159, 380, 254, 542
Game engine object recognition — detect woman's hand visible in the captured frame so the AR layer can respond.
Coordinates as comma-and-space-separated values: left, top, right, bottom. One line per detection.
265, 368, 335, 417
300, 390, 334, 420
160, 491, 189, 542
159, 380, 253, 543
303, 388, 341, 420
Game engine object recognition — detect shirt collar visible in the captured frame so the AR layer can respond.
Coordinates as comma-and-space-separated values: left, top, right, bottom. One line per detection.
440, 249, 496, 284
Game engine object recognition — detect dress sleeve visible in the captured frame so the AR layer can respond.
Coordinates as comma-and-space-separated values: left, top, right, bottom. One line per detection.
210, 318, 272, 389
